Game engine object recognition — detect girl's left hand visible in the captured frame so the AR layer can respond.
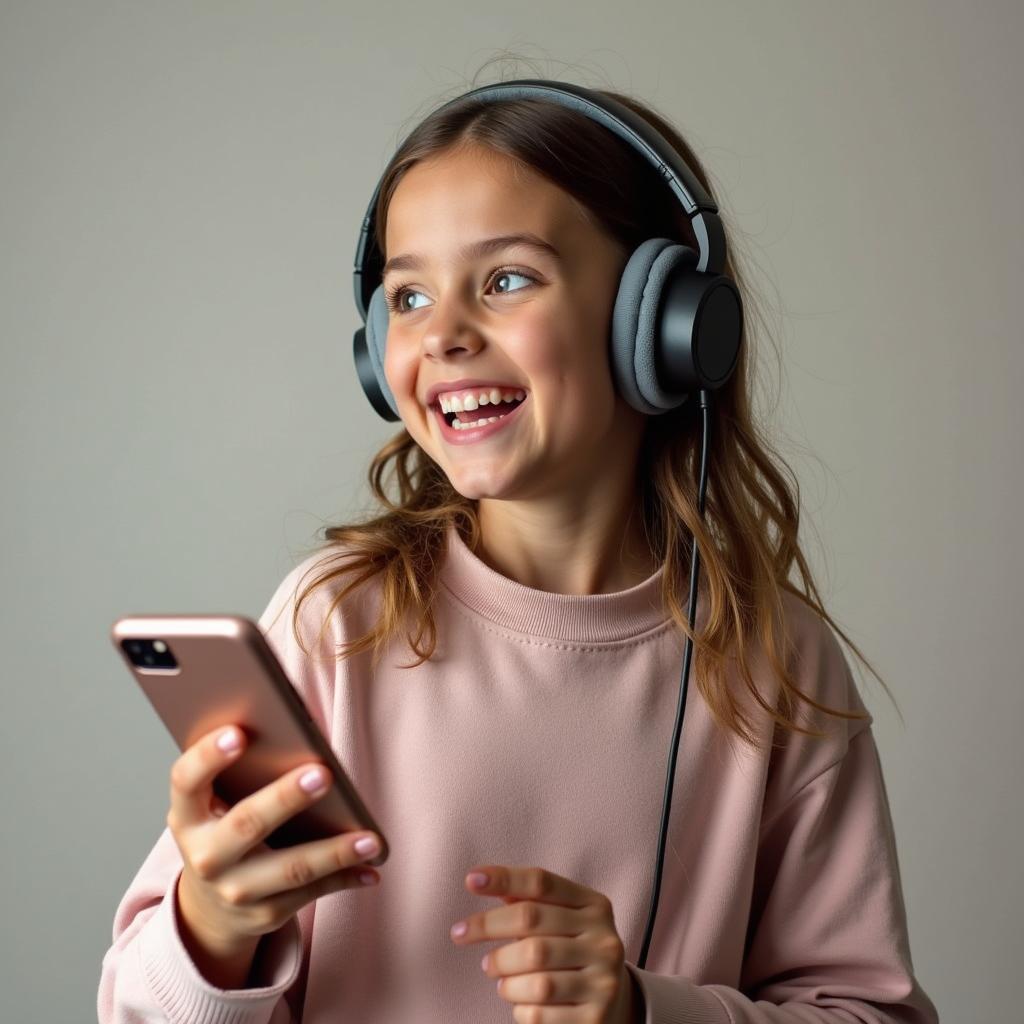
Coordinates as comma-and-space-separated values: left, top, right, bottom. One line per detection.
449, 864, 641, 1023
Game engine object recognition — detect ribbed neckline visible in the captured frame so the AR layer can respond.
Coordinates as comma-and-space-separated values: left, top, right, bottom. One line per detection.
438, 523, 670, 643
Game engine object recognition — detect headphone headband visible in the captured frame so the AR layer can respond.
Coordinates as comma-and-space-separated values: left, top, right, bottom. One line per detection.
352, 78, 729, 322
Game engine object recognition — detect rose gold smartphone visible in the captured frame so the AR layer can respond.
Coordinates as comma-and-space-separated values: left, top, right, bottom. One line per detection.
110, 613, 388, 867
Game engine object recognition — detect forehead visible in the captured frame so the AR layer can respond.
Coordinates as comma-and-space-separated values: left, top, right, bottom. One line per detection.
383, 145, 591, 257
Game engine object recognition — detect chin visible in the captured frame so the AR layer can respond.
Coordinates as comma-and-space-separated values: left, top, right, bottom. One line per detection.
442, 464, 522, 502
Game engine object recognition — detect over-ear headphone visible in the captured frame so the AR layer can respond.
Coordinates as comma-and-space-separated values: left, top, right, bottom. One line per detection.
352, 79, 743, 422
350, 79, 743, 974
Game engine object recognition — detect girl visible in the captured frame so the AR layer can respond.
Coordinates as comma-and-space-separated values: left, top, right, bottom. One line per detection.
99, 80, 940, 1023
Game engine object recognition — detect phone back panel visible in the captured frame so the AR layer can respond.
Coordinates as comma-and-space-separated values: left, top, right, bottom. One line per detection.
110, 614, 387, 863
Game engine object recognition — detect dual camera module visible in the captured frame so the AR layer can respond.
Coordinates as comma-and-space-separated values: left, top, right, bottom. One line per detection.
121, 638, 179, 670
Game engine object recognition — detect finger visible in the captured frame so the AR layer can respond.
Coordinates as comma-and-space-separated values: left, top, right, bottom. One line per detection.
168, 726, 248, 830
481, 934, 586, 980
494, 964, 608, 1009
214, 828, 384, 905
256, 857, 381, 932
451, 898, 583, 946
199, 760, 337, 875
463, 866, 599, 910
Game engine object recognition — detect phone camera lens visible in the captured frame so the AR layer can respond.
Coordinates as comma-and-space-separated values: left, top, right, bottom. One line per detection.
121, 637, 178, 670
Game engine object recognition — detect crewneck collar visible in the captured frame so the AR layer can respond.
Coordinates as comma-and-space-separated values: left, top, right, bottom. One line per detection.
439, 523, 670, 643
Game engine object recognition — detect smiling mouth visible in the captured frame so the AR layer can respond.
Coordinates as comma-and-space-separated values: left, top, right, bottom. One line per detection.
436, 395, 526, 429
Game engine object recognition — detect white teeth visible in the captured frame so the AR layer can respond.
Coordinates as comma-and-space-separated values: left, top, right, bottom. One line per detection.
438, 388, 526, 414
452, 413, 515, 430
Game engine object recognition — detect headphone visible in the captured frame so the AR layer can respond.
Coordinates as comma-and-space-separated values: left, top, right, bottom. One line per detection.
351, 79, 744, 972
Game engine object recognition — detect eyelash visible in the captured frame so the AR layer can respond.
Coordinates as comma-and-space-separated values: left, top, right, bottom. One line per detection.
383, 266, 539, 315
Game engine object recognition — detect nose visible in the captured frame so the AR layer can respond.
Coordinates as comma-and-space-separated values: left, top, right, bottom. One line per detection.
417, 293, 485, 361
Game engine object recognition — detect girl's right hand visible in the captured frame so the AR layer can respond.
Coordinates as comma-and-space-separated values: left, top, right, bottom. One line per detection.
167, 724, 382, 957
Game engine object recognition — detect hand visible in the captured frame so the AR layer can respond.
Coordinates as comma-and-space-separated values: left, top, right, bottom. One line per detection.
449, 865, 642, 1023
168, 725, 383, 956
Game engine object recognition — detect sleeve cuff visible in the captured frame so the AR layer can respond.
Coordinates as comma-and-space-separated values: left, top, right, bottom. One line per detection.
625, 962, 731, 1024
134, 869, 303, 1024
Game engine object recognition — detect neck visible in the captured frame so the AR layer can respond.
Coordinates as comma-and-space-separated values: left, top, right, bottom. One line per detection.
471, 499, 658, 596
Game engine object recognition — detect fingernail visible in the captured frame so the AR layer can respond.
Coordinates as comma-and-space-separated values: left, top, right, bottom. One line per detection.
217, 729, 241, 753
468, 872, 488, 888
299, 768, 328, 793
451, 921, 467, 938
354, 835, 379, 857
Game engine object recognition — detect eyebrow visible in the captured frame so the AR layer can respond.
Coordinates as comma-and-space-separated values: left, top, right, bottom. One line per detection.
381, 233, 562, 278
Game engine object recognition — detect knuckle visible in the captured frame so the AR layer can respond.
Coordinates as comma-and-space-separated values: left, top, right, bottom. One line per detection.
526, 937, 549, 970
190, 849, 216, 881
221, 883, 248, 906
282, 854, 316, 890
533, 973, 554, 1001
598, 933, 624, 962
516, 902, 540, 931
169, 758, 190, 793
526, 868, 550, 901
227, 805, 265, 843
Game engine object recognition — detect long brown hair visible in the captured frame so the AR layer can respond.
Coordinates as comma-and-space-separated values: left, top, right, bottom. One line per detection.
289, 72, 900, 750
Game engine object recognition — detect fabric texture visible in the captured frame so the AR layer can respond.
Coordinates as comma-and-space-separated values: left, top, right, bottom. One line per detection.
98, 524, 940, 1023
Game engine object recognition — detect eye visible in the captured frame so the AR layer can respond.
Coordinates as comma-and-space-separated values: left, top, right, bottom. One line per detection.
492, 270, 534, 295
384, 267, 537, 315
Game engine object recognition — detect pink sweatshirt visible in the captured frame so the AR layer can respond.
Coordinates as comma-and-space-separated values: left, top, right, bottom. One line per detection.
98, 524, 939, 1023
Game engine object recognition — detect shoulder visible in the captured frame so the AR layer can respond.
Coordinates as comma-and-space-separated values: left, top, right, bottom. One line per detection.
257, 541, 383, 647
775, 588, 869, 720
759, 588, 875, 795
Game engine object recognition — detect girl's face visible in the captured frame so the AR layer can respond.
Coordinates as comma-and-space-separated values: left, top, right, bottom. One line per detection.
382, 143, 647, 506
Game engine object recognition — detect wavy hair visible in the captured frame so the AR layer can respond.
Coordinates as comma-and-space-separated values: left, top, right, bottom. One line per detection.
288, 67, 900, 750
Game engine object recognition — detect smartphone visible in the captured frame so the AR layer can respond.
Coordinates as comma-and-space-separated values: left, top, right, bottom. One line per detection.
111, 613, 388, 867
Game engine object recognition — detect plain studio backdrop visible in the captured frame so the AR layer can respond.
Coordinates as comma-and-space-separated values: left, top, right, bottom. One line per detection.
2, 2, 1020, 1020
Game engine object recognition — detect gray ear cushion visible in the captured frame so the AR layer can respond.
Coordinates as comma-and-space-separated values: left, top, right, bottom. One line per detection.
366, 283, 400, 419
610, 237, 698, 415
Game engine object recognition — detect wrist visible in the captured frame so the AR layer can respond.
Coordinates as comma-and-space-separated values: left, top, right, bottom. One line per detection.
174, 874, 260, 987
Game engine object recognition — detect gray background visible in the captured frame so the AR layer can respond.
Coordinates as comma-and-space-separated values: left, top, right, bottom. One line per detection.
2, 2, 1020, 1020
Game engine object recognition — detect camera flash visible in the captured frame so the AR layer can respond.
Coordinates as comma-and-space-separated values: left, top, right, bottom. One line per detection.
153, 640, 167, 653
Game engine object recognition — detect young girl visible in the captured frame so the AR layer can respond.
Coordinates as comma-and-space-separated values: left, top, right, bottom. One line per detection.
99, 80, 940, 1024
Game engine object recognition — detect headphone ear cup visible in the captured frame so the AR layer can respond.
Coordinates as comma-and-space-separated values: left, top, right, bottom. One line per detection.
362, 283, 400, 420
611, 237, 743, 415
611, 238, 699, 415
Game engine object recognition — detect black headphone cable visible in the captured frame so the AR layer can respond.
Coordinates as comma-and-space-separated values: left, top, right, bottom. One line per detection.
636, 386, 711, 970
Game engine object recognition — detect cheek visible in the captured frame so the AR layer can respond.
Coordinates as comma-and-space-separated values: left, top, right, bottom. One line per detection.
383, 331, 419, 414
382, 328, 408, 392
380, 332, 431, 443
504, 305, 598, 388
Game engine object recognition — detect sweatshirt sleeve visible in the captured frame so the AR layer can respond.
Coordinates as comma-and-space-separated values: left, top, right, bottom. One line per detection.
623, 606, 940, 1024
97, 556, 339, 1023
